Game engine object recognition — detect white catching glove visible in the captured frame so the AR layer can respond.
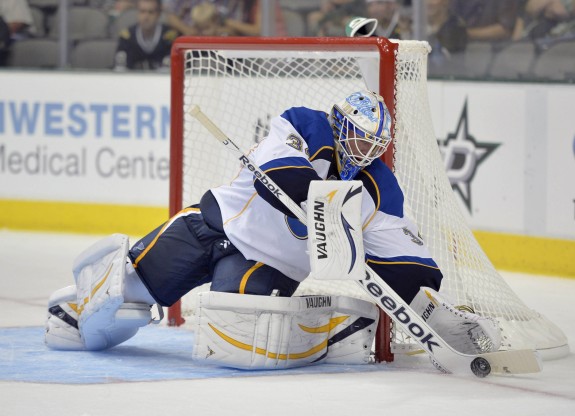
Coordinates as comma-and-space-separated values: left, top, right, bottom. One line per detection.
410, 287, 501, 355
306, 180, 366, 281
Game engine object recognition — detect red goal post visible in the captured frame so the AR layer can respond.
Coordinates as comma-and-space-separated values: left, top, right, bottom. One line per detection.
168, 36, 569, 363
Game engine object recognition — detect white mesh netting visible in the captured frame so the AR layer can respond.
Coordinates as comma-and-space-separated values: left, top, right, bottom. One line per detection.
391, 42, 566, 357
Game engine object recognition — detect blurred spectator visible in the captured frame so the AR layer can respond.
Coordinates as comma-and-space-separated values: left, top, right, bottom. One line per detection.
426, 0, 467, 53
397, 2, 414, 39
224, 0, 260, 36
526, 0, 573, 20
0, 0, 35, 40
115, 0, 179, 70
309, 0, 366, 36
365, 0, 402, 38
0, 0, 36, 66
514, 0, 575, 40
164, 0, 206, 35
91, 0, 137, 18
426, 0, 467, 75
0, 15, 9, 66
547, 0, 575, 36
451, 0, 521, 42
187, 2, 226, 35
224, 0, 287, 36
164, 0, 283, 36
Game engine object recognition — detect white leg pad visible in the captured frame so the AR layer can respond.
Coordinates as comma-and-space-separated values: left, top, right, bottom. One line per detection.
410, 287, 502, 354
45, 283, 152, 351
61, 234, 152, 350
193, 292, 379, 369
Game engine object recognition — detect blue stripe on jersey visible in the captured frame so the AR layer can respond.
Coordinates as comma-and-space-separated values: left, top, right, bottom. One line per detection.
366, 253, 439, 269
260, 156, 312, 171
359, 158, 404, 218
280, 107, 334, 162
309, 145, 334, 162
366, 253, 442, 303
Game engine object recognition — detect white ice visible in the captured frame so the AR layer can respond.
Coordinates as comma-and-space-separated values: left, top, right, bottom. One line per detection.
1, 230, 574, 415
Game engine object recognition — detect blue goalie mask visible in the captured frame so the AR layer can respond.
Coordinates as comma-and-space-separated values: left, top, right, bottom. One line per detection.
329, 90, 392, 180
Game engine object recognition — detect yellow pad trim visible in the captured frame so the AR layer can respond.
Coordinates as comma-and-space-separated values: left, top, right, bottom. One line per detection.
208, 322, 331, 360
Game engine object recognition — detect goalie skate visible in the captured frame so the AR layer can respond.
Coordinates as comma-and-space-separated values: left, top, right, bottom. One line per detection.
411, 287, 501, 355
45, 285, 84, 350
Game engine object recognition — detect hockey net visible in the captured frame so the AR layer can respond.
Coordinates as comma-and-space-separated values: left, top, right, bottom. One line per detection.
169, 37, 568, 362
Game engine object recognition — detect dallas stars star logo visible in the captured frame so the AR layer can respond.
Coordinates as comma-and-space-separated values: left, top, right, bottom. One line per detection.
439, 99, 500, 213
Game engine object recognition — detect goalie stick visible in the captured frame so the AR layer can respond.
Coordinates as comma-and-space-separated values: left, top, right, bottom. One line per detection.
189, 105, 542, 378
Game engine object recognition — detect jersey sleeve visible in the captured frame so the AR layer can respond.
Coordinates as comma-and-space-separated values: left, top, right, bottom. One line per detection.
251, 110, 324, 217
358, 160, 443, 303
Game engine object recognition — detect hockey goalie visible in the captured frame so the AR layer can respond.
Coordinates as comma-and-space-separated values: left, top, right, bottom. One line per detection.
45, 90, 500, 370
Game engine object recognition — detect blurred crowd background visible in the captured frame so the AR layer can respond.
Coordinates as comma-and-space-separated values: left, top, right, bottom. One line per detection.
1, 0, 574, 81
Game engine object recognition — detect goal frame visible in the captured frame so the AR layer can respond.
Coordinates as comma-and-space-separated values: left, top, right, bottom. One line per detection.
167, 35, 569, 365
168, 36, 399, 362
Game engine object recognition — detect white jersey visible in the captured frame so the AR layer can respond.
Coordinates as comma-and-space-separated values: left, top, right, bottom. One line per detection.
211, 112, 314, 281
211, 107, 438, 283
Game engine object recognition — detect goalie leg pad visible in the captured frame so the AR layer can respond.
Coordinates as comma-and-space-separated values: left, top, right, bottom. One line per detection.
45, 285, 152, 351
45, 284, 152, 351
193, 292, 379, 369
65, 234, 151, 350
74, 233, 130, 350
410, 287, 501, 355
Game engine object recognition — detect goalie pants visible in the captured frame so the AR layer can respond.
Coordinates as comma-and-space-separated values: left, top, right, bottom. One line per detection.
128, 191, 300, 306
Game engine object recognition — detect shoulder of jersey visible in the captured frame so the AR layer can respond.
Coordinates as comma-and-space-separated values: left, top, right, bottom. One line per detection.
280, 107, 333, 149
162, 26, 179, 41
364, 157, 393, 180
281, 107, 327, 126
119, 28, 131, 40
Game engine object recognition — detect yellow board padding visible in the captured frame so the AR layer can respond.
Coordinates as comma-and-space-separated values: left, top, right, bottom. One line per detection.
473, 231, 575, 278
0, 199, 168, 237
0, 199, 573, 278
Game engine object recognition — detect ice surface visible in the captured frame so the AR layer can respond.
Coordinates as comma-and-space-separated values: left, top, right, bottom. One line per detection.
1, 230, 573, 415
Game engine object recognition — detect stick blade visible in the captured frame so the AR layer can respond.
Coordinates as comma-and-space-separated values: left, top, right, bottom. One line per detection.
481, 349, 543, 375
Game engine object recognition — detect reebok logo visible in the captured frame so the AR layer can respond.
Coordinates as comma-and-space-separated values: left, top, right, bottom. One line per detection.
360, 272, 441, 353
240, 155, 282, 198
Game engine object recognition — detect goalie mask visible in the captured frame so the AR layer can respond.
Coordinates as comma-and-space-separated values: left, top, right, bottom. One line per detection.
330, 91, 392, 180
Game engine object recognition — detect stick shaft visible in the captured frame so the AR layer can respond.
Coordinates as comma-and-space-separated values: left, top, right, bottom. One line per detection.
190, 105, 306, 223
